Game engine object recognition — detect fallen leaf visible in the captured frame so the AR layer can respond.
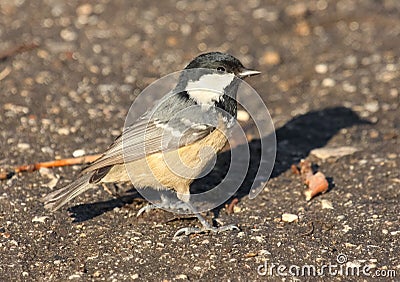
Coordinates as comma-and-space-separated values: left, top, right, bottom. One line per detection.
304, 172, 329, 201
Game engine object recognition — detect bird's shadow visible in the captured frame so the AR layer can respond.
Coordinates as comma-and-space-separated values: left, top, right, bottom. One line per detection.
68, 106, 370, 222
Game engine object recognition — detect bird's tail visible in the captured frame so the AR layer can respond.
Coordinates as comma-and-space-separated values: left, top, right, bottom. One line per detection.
42, 174, 94, 211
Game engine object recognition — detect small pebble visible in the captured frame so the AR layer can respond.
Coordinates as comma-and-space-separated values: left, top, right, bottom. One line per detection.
315, 64, 328, 74
32, 216, 49, 223
282, 213, 298, 223
358, 159, 368, 165
72, 149, 86, 157
237, 232, 245, 238
342, 82, 357, 93
35, 71, 51, 84
322, 78, 336, 87
4, 103, 29, 114
345, 242, 357, 248
369, 129, 379, 139
364, 101, 379, 113
180, 24, 191, 35
377, 71, 397, 82
311, 146, 358, 160
260, 50, 280, 66
320, 199, 334, 209
342, 225, 352, 233
344, 55, 357, 67
60, 29, 78, 41
58, 127, 70, 135
76, 4, 93, 16
17, 143, 30, 150
253, 236, 265, 243
253, 8, 279, 22
166, 36, 178, 47
233, 205, 242, 213
389, 88, 398, 98
245, 252, 257, 258
295, 20, 310, 36
285, 3, 308, 17
237, 110, 250, 122
41, 146, 54, 154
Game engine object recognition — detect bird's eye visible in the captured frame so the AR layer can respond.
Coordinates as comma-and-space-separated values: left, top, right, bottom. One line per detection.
217, 66, 226, 72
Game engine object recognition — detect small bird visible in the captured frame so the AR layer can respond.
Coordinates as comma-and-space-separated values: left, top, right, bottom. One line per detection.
42, 52, 260, 236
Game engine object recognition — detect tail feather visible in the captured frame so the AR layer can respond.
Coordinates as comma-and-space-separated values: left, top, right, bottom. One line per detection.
42, 174, 94, 211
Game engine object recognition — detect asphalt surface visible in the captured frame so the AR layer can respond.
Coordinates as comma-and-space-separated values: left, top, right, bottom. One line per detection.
0, 0, 399, 281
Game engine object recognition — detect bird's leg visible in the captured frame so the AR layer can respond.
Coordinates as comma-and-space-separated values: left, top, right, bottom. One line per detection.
136, 193, 189, 217
174, 202, 239, 237
136, 203, 158, 217
101, 183, 121, 197
174, 188, 239, 237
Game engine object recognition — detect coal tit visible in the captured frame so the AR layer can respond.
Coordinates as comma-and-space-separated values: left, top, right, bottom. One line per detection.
42, 52, 260, 236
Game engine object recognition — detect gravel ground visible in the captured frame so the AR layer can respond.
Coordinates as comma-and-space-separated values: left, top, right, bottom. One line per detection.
0, 0, 399, 281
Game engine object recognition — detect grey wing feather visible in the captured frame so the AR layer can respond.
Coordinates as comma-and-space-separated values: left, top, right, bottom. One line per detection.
82, 116, 214, 174
41, 174, 93, 211
81, 91, 207, 173
82, 90, 220, 173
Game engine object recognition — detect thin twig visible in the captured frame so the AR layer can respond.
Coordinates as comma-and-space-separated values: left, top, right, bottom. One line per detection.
0, 154, 102, 180
0, 42, 39, 61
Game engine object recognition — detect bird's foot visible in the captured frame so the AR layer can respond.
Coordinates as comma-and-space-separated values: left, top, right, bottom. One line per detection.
101, 183, 121, 198
174, 224, 239, 237
136, 204, 158, 217
137, 195, 190, 217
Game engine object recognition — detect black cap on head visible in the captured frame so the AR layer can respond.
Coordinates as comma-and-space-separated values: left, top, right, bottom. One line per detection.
185, 52, 260, 78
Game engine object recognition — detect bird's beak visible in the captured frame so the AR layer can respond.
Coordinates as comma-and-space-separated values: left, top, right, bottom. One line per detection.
238, 69, 261, 78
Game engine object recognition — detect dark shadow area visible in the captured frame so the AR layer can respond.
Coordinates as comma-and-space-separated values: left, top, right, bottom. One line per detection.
271, 106, 370, 178
69, 106, 370, 221
192, 106, 370, 198
68, 191, 140, 222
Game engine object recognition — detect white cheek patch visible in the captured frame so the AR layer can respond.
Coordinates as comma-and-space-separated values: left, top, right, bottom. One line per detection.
186, 73, 235, 106
187, 89, 222, 106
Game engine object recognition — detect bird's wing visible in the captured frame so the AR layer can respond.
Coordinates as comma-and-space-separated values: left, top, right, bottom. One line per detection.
81, 93, 219, 176
82, 118, 214, 174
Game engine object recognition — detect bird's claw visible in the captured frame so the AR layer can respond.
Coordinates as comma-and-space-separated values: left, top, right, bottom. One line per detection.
136, 204, 157, 217
173, 224, 239, 237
